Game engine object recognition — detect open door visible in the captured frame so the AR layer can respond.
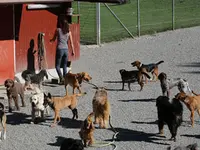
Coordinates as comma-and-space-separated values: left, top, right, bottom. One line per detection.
0, 5, 15, 84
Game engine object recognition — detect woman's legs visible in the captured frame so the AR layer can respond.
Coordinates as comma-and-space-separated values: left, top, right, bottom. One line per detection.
62, 50, 68, 77
55, 49, 64, 81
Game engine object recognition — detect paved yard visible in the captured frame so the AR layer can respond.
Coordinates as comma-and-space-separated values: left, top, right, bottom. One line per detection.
0, 26, 200, 150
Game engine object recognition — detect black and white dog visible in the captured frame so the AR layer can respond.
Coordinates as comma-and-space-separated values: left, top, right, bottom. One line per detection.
158, 72, 192, 97
22, 69, 48, 89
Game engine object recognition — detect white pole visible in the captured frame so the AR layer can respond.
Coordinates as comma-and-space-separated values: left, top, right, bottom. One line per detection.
96, 3, 100, 45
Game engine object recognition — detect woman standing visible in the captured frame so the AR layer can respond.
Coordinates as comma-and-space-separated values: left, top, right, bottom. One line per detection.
50, 17, 75, 84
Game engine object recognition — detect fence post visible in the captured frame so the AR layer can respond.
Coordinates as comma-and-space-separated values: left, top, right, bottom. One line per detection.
96, 3, 101, 45
172, 0, 175, 30
77, 1, 80, 14
137, 0, 140, 36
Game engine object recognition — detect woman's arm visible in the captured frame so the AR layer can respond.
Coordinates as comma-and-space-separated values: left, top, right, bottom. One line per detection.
69, 31, 75, 55
50, 29, 58, 42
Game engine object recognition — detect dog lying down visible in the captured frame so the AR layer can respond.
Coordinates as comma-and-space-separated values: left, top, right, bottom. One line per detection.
167, 143, 198, 150
156, 95, 183, 142
60, 138, 84, 150
158, 72, 192, 97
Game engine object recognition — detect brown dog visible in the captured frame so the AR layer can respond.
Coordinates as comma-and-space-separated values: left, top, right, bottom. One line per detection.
64, 72, 92, 95
44, 92, 86, 127
92, 87, 110, 128
175, 91, 200, 127
131, 60, 164, 83
4, 79, 26, 112
79, 112, 95, 147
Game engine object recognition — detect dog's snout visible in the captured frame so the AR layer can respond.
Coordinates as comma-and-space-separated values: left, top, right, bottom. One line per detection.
32, 102, 36, 107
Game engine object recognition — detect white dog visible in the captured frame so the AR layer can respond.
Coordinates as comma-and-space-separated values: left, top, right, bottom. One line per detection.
30, 87, 49, 123
158, 72, 192, 97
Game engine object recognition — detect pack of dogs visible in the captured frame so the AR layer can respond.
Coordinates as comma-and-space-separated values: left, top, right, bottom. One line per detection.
0, 60, 199, 149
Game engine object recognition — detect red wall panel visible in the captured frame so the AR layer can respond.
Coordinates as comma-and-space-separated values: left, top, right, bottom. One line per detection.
15, 4, 57, 72
0, 6, 15, 84
15, 4, 80, 73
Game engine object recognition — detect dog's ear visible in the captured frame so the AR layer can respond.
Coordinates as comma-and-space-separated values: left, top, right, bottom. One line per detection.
10, 79, 15, 87
4, 80, 7, 87
48, 93, 52, 99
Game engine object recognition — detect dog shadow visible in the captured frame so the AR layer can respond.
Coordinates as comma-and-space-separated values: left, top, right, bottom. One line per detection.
131, 120, 158, 125
47, 136, 66, 147
181, 134, 200, 139
6, 112, 31, 125
106, 127, 170, 145
58, 117, 83, 129
118, 98, 156, 102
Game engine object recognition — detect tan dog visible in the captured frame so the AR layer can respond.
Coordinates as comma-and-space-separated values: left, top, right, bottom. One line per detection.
92, 87, 110, 128
175, 91, 200, 127
64, 72, 92, 95
79, 112, 95, 147
131, 60, 164, 83
44, 92, 86, 127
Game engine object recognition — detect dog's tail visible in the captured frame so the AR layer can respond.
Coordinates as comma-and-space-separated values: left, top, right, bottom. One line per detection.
141, 71, 151, 79
156, 60, 164, 66
74, 92, 87, 97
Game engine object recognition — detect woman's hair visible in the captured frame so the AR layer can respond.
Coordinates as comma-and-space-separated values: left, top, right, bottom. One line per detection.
60, 18, 69, 34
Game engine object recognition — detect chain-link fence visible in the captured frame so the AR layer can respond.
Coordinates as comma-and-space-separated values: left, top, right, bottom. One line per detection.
72, 0, 200, 44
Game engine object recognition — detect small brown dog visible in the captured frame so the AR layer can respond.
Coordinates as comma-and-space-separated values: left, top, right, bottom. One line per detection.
4, 79, 26, 112
79, 112, 95, 147
131, 60, 164, 83
44, 92, 86, 127
64, 72, 92, 95
175, 91, 200, 127
92, 87, 110, 128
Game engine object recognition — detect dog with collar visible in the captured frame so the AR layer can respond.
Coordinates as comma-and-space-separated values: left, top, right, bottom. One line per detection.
44, 92, 86, 127
158, 72, 192, 97
0, 103, 6, 140
131, 60, 164, 82
64, 72, 92, 95
119, 69, 151, 91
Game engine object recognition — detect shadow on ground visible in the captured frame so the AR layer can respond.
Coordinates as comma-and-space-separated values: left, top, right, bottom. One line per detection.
6, 112, 31, 125
131, 120, 158, 125
106, 127, 170, 145
181, 134, 200, 139
118, 98, 156, 102
177, 62, 200, 74
47, 136, 66, 147
58, 117, 83, 129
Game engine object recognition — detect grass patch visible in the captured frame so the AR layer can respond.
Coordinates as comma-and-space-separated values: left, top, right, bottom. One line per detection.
72, 0, 200, 44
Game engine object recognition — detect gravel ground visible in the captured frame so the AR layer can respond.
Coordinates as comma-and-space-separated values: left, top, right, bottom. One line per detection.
1, 26, 200, 150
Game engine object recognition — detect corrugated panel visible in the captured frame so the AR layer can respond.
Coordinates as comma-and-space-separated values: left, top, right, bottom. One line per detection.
0, 6, 15, 84
68, 23, 80, 61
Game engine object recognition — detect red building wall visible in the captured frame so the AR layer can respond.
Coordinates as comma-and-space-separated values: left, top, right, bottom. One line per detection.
15, 4, 58, 73
15, 4, 80, 73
